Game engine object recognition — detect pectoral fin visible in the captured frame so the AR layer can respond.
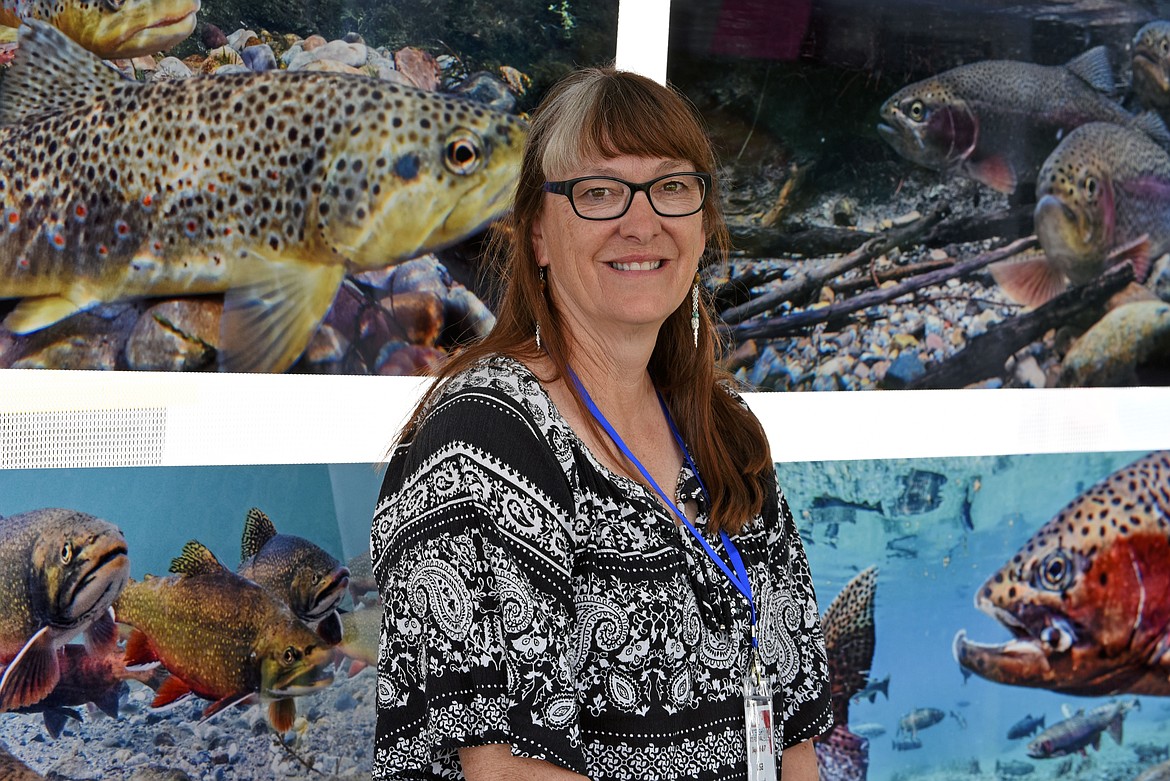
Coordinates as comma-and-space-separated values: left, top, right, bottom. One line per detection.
220, 259, 346, 373
3, 295, 92, 333
84, 608, 118, 655
268, 697, 297, 733
151, 674, 193, 708
966, 155, 1018, 194
990, 253, 1069, 308
42, 707, 81, 739
0, 626, 61, 711
200, 692, 255, 721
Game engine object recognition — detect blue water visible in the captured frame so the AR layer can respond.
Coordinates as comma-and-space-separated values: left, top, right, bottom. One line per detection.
0, 462, 385, 578
778, 451, 1169, 781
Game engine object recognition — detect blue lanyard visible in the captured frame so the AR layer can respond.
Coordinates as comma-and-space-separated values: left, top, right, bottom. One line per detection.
567, 367, 757, 645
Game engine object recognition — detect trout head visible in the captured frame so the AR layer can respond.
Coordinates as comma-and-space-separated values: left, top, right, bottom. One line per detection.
29, 510, 129, 633
1034, 134, 1116, 284
290, 561, 350, 624
256, 621, 335, 699
39, 0, 199, 59
317, 83, 527, 269
877, 80, 978, 174
1132, 21, 1170, 110
955, 452, 1170, 696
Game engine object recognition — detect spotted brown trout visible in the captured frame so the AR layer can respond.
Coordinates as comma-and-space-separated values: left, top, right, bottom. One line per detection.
991, 122, 1170, 307
0, 508, 129, 712
878, 47, 1167, 194
0, 0, 198, 58
114, 540, 334, 732
0, 20, 526, 373
954, 451, 1170, 696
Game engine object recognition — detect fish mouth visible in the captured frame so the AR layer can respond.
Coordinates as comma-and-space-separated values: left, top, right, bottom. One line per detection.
59, 544, 130, 628
268, 662, 334, 696
104, 0, 200, 54
306, 568, 351, 622
1133, 51, 1170, 96
953, 597, 1081, 688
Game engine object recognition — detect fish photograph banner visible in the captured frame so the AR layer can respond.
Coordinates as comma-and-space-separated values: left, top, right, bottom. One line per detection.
667, 0, 1170, 391
0, 0, 618, 374
2, 450, 1169, 779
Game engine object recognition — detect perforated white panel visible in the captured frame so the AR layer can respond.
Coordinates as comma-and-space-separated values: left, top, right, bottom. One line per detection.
0, 407, 166, 469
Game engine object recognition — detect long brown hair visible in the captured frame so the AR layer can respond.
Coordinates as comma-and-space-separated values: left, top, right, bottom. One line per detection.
395, 67, 773, 535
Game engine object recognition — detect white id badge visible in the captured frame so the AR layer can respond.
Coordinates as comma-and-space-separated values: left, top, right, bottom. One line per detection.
744, 651, 777, 781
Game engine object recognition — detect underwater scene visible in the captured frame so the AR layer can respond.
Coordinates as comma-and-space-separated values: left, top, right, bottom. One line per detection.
669, 0, 1170, 390
7, 0, 1170, 387
2, 450, 1169, 779
0, 0, 616, 373
780, 450, 1170, 781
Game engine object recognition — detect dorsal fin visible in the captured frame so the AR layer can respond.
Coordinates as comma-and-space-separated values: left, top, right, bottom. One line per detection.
1064, 46, 1115, 95
241, 507, 278, 560
0, 19, 129, 127
1131, 110, 1170, 146
170, 540, 227, 576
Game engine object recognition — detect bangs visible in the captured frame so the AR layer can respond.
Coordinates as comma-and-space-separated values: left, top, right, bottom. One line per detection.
539, 72, 715, 179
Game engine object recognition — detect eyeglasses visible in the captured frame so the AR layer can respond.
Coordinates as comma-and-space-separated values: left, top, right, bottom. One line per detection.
542, 172, 712, 220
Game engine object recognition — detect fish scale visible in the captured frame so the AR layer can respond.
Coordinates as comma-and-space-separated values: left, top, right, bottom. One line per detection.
0, 20, 526, 372
955, 451, 1170, 696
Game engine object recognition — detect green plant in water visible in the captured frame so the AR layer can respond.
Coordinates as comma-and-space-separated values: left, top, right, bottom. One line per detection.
547, 0, 575, 34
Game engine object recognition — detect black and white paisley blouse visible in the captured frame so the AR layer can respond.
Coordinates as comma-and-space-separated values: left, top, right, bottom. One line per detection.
371, 356, 832, 781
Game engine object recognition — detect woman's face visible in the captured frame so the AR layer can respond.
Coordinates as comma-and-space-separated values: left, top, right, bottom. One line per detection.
532, 153, 707, 346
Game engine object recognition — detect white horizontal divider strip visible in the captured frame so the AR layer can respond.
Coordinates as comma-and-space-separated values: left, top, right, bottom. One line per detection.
2, 369, 1168, 467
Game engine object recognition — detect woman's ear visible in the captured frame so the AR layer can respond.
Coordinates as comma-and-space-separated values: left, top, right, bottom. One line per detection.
532, 214, 546, 264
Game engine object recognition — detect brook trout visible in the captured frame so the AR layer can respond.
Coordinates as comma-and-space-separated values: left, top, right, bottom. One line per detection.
0, 508, 129, 712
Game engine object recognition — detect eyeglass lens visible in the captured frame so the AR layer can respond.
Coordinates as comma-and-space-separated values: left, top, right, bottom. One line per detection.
571, 174, 706, 218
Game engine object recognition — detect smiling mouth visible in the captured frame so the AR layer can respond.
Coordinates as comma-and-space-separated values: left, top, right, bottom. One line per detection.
610, 260, 662, 271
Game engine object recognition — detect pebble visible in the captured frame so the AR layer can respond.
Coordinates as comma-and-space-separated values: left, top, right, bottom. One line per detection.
241, 44, 277, 72
287, 40, 368, 70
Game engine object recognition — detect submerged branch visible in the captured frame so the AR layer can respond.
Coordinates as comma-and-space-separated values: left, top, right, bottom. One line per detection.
724, 235, 1038, 341
719, 206, 949, 325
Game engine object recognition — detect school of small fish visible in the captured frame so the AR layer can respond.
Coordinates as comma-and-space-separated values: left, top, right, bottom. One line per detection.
0, 20, 525, 373
954, 450, 1170, 696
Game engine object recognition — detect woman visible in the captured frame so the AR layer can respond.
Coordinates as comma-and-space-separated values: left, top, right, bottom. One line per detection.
371, 66, 831, 781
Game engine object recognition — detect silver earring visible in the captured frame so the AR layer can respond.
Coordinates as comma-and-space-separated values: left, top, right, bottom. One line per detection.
536, 266, 547, 350
691, 277, 700, 348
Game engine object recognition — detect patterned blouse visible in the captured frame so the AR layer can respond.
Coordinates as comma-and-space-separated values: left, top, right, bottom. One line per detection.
371, 356, 832, 781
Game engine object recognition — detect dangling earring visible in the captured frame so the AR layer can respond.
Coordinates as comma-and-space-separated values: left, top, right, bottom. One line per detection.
536, 266, 547, 350
691, 274, 700, 349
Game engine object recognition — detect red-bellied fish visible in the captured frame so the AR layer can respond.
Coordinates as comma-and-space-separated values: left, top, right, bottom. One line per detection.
954, 451, 1170, 696
0, 508, 129, 712
113, 540, 334, 732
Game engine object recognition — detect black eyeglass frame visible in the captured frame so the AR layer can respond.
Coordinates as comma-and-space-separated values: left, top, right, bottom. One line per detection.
542, 172, 713, 220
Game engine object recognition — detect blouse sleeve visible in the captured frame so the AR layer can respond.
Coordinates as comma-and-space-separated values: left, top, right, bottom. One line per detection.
370, 384, 587, 778
768, 481, 834, 749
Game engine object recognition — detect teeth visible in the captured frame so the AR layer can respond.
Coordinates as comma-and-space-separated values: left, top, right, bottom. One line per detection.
610, 260, 661, 271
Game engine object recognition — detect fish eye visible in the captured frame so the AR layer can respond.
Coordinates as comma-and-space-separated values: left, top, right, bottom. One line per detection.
444, 132, 482, 175
61, 541, 73, 564
1083, 176, 1098, 199
283, 647, 300, 664
907, 100, 926, 121
1036, 550, 1074, 591
101, 0, 125, 10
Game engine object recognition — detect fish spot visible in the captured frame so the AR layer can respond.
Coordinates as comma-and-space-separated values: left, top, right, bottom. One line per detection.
394, 154, 421, 181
